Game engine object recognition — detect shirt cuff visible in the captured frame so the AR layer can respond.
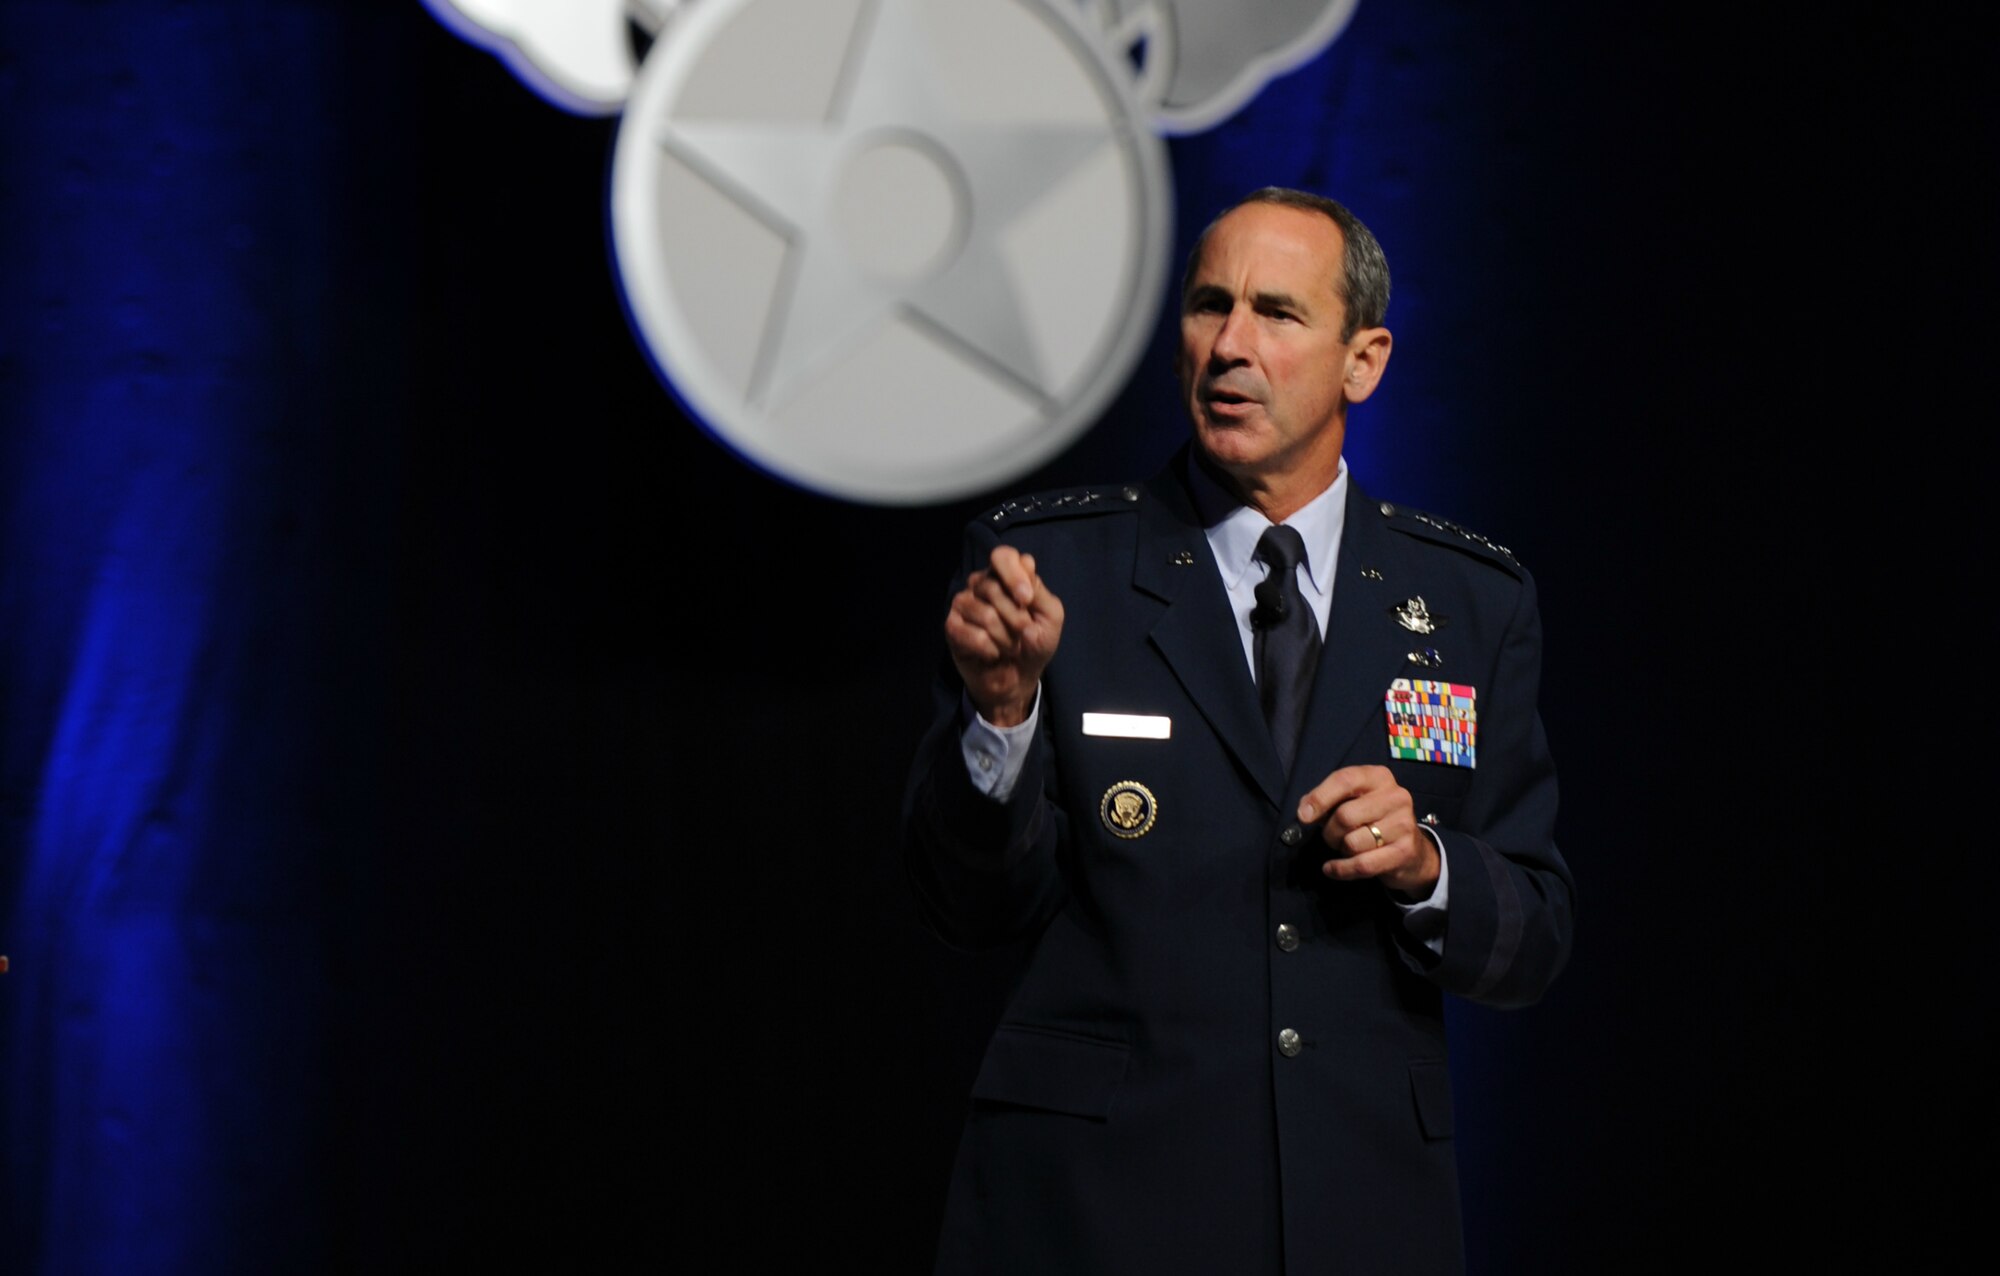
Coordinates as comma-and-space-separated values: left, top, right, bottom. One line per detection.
1393, 825, 1449, 958
959, 689, 1040, 802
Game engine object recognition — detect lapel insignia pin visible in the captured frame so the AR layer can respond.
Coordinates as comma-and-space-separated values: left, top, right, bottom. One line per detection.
1360, 567, 1384, 581
1099, 780, 1159, 839
1392, 596, 1443, 635
1171, 550, 1195, 566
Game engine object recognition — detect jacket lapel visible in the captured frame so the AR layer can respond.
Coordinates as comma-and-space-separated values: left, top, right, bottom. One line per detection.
1134, 466, 1288, 809
1291, 481, 1416, 794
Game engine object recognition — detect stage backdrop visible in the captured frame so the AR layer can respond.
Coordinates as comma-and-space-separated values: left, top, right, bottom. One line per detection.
3, 2, 1988, 1272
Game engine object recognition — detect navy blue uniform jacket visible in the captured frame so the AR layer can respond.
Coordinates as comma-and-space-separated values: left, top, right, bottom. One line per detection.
906, 458, 1574, 1275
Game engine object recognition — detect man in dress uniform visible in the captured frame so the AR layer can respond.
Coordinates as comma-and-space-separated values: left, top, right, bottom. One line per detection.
905, 188, 1574, 1275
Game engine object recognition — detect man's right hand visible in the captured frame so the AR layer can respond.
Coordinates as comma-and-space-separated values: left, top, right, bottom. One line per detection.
944, 545, 1064, 728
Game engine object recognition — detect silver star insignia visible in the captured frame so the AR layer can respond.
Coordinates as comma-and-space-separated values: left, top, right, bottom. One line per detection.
657, 0, 1116, 413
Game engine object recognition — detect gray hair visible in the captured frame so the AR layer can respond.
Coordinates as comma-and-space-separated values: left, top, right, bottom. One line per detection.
1181, 187, 1391, 342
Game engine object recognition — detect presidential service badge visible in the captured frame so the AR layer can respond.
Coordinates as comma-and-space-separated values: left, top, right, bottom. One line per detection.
1099, 780, 1158, 839
429, 0, 1366, 504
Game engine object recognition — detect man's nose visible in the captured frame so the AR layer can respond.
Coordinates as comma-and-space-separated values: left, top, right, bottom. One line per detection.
1209, 305, 1251, 366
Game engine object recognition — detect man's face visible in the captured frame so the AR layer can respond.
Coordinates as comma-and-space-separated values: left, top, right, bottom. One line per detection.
1177, 203, 1367, 489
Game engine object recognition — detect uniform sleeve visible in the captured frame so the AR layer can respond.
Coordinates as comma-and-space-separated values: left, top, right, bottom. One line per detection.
903, 522, 1070, 952
1415, 567, 1574, 1007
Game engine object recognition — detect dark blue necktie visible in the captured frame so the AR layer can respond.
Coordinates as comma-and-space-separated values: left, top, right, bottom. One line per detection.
1252, 525, 1320, 777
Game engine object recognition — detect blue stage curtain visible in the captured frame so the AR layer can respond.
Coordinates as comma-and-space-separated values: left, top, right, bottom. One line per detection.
0, 4, 398, 1270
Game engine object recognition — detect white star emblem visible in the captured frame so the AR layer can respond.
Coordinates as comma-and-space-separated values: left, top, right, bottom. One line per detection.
658, 0, 1116, 413
610, 0, 1170, 503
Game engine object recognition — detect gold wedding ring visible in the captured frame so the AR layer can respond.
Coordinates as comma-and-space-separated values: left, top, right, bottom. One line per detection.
1368, 825, 1385, 848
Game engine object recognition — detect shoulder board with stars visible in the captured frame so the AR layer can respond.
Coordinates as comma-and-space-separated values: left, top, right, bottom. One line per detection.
1376, 501, 1524, 575
981, 483, 1144, 528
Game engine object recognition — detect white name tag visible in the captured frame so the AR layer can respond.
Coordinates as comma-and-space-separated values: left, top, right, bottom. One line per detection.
1082, 712, 1172, 740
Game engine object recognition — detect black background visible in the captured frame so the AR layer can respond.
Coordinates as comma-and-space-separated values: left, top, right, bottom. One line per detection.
3, 1, 1993, 1270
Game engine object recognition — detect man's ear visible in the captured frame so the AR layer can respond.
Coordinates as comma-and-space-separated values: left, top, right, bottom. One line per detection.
1342, 327, 1393, 404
